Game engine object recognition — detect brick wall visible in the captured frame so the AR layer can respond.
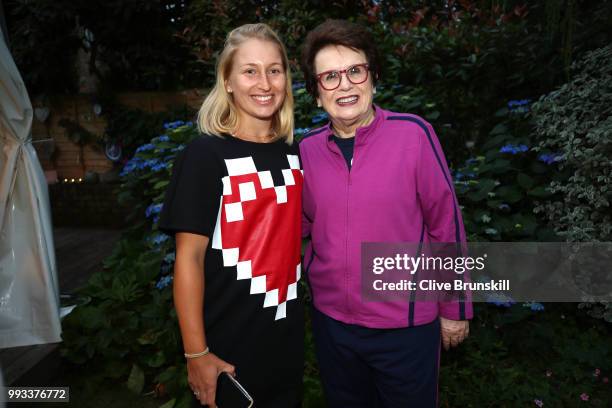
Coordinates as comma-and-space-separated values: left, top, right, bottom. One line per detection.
31, 90, 205, 179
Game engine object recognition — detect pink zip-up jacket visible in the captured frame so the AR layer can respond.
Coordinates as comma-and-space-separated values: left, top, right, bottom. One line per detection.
300, 106, 473, 329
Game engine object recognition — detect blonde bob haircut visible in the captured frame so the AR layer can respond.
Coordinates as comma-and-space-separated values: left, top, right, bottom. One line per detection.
198, 23, 294, 144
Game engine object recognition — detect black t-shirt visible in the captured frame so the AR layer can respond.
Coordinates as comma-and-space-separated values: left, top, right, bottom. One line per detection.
332, 135, 355, 170
159, 134, 304, 406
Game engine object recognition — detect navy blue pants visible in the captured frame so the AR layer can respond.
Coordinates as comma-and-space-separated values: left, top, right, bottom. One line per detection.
311, 307, 441, 408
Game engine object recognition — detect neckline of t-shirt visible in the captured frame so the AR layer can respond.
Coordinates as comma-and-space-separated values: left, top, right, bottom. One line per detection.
333, 135, 355, 144
221, 132, 285, 146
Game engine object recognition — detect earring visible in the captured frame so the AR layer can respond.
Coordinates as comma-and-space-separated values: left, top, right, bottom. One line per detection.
227, 88, 232, 93
373, 87, 377, 94
317, 101, 322, 108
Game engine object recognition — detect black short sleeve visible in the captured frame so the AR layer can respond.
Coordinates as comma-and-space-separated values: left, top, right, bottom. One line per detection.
158, 137, 222, 237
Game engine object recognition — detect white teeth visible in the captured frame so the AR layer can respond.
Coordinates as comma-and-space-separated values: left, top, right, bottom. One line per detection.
337, 96, 358, 103
253, 95, 272, 101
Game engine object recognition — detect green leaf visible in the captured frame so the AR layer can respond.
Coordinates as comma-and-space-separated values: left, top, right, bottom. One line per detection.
159, 399, 176, 408
127, 364, 145, 394
496, 186, 522, 203
517, 173, 535, 190
154, 180, 169, 189
528, 186, 552, 197
467, 179, 496, 202
146, 350, 166, 368
490, 123, 508, 135
426, 110, 440, 120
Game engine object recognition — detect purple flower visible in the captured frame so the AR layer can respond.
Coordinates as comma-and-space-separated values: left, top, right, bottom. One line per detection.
498, 203, 511, 211
580, 393, 589, 401
534, 399, 544, 407
594, 368, 601, 377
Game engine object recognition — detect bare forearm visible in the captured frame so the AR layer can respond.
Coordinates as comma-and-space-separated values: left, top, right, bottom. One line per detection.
174, 256, 207, 353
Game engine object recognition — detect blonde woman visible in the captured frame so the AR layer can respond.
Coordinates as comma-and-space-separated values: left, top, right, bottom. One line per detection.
160, 24, 304, 407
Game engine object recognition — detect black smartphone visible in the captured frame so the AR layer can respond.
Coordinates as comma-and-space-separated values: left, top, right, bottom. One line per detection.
215, 372, 254, 408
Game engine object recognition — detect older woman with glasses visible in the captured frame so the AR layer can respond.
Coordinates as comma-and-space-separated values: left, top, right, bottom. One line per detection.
299, 20, 472, 407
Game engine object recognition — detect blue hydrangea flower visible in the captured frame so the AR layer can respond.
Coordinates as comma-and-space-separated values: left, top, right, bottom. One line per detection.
294, 128, 311, 136
151, 162, 168, 172
164, 251, 176, 263
171, 145, 185, 153
292, 82, 305, 91
146, 203, 163, 218
486, 293, 515, 307
150, 233, 169, 246
163, 120, 186, 130
135, 143, 155, 153
537, 153, 563, 165
156, 275, 173, 290
311, 112, 328, 124
454, 171, 464, 181
119, 157, 147, 177
524, 302, 545, 312
507, 99, 531, 113
498, 203, 510, 210
500, 144, 529, 154
157, 134, 170, 143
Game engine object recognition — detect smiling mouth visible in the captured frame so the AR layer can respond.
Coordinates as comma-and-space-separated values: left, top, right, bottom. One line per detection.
252, 95, 273, 104
336, 95, 358, 106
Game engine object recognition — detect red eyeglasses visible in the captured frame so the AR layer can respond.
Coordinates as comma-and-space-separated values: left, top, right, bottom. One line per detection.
316, 63, 370, 91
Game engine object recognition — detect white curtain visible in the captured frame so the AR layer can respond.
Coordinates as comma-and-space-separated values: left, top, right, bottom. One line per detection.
0, 29, 61, 347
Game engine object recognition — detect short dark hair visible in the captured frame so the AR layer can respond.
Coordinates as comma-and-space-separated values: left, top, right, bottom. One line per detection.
300, 19, 381, 99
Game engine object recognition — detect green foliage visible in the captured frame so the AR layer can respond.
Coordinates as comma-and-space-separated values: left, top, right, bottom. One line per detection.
451, 106, 569, 242
6, 0, 80, 94
531, 44, 612, 323
440, 303, 612, 407
61, 123, 200, 406
6, 0, 198, 93
532, 45, 612, 243
99, 95, 196, 160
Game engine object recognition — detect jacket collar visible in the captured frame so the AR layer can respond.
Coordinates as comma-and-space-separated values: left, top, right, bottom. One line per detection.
325, 105, 384, 152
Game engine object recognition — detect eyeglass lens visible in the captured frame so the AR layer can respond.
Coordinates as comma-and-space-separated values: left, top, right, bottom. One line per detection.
320, 65, 368, 90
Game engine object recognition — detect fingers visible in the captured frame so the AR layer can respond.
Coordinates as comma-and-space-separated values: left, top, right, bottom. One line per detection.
442, 332, 451, 350
441, 320, 469, 350
204, 379, 217, 408
222, 363, 236, 376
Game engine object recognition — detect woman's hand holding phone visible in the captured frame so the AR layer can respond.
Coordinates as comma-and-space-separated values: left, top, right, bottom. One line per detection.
187, 353, 235, 407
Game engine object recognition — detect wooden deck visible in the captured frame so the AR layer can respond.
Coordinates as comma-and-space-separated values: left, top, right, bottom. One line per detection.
0, 227, 121, 386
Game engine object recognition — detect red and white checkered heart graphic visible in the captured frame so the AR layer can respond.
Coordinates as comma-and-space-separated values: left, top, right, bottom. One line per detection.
211, 155, 302, 320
